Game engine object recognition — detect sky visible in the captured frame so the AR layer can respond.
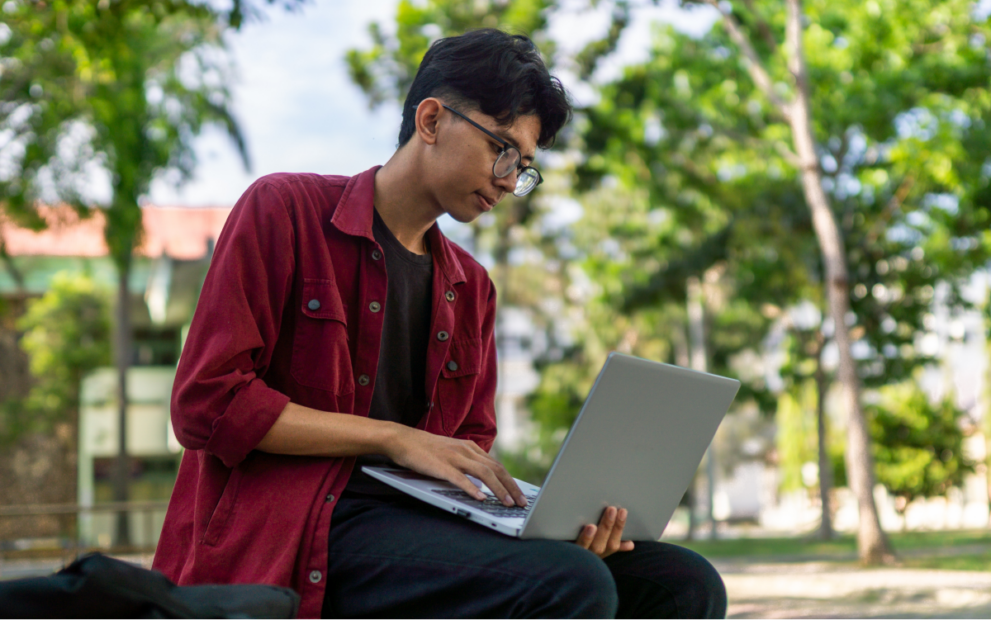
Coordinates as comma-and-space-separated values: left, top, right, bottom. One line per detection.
148, 0, 718, 209
149, 0, 403, 207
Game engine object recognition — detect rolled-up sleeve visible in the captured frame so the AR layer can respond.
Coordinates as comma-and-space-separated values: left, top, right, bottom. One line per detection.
171, 179, 294, 468
453, 280, 498, 452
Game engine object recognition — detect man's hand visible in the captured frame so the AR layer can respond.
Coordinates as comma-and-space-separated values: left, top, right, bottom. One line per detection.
386, 425, 528, 507
576, 506, 635, 559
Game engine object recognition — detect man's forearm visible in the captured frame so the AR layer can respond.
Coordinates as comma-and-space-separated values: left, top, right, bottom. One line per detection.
258, 402, 528, 507
256, 402, 404, 458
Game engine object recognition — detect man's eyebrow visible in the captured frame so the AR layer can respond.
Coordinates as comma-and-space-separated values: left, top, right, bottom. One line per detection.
494, 129, 535, 163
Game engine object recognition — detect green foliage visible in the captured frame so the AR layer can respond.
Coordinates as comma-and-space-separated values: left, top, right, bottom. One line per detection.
579, 2, 991, 388
225, 0, 305, 31
0, 272, 110, 444
867, 382, 976, 513
571, 1, 991, 518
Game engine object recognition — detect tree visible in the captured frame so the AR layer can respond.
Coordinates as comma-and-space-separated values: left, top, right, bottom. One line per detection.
868, 382, 976, 526
0, 0, 248, 544
576, 0, 991, 563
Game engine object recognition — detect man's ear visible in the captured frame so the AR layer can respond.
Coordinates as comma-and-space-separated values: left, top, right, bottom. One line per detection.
415, 98, 444, 146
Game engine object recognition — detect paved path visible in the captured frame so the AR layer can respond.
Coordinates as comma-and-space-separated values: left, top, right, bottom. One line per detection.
716, 560, 991, 618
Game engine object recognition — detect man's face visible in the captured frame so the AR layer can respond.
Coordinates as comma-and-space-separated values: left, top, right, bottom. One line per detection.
426, 104, 541, 223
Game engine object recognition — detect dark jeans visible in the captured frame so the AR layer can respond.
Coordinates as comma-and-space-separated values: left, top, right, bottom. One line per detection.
322, 493, 726, 618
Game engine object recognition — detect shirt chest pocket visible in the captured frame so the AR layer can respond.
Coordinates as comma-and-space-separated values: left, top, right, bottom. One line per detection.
291, 279, 355, 395
438, 337, 482, 431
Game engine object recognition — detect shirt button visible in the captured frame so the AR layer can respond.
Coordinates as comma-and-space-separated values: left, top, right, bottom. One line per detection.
437, 331, 449, 341
447, 360, 459, 372
445, 291, 455, 302
307, 299, 321, 311
358, 374, 370, 386
309, 570, 322, 584
325, 493, 335, 502
369, 301, 381, 313
372, 249, 382, 260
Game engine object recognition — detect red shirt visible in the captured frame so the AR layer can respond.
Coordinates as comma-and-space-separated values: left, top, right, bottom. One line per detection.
152, 166, 499, 618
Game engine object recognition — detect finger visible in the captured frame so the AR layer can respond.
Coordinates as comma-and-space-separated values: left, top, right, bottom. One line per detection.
462, 460, 515, 506
462, 443, 528, 506
591, 507, 617, 555
439, 465, 487, 500
605, 508, 627, 554
619, 541, 635, 552
488, 460, 527, 506
575, 524, 596, 549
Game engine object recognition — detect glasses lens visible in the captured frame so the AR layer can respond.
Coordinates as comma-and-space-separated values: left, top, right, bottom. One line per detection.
514, 169, 540, 196
493, 148, 521, 178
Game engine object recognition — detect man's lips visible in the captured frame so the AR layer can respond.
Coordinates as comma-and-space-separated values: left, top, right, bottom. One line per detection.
475, 192, 496, 211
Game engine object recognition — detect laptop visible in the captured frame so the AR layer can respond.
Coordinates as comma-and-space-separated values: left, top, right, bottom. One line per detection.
363, 352, 741, 540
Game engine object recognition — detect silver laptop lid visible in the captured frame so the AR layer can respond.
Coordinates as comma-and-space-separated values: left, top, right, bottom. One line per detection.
521, 353, 740, 540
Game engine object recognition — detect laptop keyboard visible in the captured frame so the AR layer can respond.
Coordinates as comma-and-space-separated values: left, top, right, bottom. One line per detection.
433, 490, 537, 518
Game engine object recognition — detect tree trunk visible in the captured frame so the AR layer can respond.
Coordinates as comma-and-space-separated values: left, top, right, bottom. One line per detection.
785, 0, 893, 564
814, 331, 833, 540
113, 262, 131, 546
684, 487, 696, 541
0, 238, 26, 292
984, 305, 991, 526
687, 276, 717, 539
675, 325, 696, 540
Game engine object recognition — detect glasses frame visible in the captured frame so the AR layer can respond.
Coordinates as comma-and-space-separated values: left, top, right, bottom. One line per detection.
442, 104, 542, 197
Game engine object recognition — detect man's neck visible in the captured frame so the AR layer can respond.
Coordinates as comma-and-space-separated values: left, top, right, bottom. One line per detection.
373, 151, 442, 256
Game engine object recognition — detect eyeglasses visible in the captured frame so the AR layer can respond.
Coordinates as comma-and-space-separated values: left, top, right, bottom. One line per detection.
442, 105, 543, 197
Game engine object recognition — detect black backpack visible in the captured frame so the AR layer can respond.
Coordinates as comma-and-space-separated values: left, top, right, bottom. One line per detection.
0, 552, 300, 618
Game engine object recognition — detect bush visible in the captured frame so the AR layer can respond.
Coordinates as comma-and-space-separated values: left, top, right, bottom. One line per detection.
0, 272, 111, 444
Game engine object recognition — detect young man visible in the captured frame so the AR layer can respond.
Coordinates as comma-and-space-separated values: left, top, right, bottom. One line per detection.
154, 29, 726, 618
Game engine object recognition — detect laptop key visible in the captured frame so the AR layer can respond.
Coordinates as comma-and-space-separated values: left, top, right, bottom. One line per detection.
433, 489, 537, 518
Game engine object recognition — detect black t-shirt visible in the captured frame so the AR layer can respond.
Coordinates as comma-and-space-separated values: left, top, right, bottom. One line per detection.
343, 209, 434, 495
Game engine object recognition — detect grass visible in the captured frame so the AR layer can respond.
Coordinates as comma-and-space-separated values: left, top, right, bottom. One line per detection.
680, 534, 857, 559
901, 554, 991, 572
678, 529, 991, 569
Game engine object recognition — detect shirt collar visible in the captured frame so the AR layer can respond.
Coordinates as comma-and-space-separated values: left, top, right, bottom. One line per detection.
332, 165, 467, 286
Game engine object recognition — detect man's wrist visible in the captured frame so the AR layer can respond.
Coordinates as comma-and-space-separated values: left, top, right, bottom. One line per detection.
377, 420, 409, 461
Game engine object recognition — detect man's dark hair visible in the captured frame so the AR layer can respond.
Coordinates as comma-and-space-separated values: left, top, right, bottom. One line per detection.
398, 29, 572, 150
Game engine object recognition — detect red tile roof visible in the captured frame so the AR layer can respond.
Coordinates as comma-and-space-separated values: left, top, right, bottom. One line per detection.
1, 205, 232, 260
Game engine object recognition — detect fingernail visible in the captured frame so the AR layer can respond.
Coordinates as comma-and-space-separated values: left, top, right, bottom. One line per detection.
504, 495, 513, 505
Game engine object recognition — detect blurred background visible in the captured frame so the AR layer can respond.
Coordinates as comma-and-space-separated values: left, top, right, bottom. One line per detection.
2, 0, 991, 616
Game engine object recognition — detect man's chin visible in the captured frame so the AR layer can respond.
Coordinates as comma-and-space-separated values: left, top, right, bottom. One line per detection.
447, 210, 483, 224
444, 202, 488, 224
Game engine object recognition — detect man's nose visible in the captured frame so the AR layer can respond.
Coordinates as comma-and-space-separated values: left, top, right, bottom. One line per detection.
493, 169, 517, 195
